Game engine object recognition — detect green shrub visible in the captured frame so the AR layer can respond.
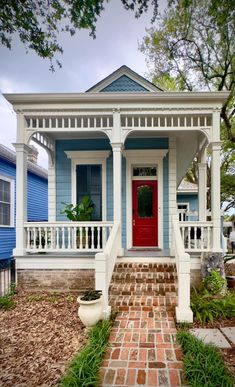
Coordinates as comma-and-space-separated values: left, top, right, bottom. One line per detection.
191, 288, 235, 323
0, 283, 17, 310
203, 270, 227, 295
60, 318, 113, 387
177, 330, 234, 387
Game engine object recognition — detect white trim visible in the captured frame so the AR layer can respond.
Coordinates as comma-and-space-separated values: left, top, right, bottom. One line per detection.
124, 149, 168, 250
15, 256, 95, 269
0, 174, 15, 227
65, 150, 110, 221
169, 138, 177, 246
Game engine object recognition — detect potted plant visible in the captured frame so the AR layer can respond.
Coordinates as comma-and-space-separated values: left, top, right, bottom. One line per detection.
224, 255, 235, 289
61, 196, 94, 247
77, 290, 103, 327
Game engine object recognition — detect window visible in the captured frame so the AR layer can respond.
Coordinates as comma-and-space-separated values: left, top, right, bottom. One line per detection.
0, 177, 14, 226
133, 166, 157, 177
76, 165, 102, 221
177, 204, 189, 222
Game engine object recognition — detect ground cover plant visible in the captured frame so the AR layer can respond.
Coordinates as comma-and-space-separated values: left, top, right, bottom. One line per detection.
60, 317, 113, 387
177, 330, 234, 387
191, 288, 235, 323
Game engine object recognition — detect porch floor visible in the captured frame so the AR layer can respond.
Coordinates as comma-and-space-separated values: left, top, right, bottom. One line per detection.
100, 261, 184, 386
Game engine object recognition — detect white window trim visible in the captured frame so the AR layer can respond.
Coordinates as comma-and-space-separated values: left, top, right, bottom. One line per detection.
65, 151, 110, 221
123, 149, 168, 250
177, 202, 189, 222
0, 174, 15, 228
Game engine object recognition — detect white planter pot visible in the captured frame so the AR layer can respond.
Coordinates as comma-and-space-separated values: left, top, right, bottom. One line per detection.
77, 295, 103, 327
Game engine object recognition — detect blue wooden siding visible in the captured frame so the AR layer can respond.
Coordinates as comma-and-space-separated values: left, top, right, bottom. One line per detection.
27, 172, 48, 221
101, 75, 149, 92
177, 193, 198, 221
56, 139, 111, 220
56, 138, 169, 249
0, 157, 48, 260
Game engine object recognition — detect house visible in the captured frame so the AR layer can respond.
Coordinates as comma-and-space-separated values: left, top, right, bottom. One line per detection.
177, 180, 198, 221
0, 144, 48, 294
4, 65, 228, 321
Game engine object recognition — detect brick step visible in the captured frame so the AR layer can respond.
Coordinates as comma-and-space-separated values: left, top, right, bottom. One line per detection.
109, 295, 177, 309
109, 283, 177, 296
111, 273, 177, 284
113, 262, 176, 273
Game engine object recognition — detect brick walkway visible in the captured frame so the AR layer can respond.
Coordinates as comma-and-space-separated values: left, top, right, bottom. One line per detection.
100, 262, 184, 386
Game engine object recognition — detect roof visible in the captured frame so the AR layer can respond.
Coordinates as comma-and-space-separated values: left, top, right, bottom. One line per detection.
86, 65, 163, 93
177, 180, 198, 194
0, 144, 48, 180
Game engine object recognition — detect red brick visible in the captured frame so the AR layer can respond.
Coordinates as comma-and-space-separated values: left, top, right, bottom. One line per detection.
148, 369, 158, 386
115, 368, 126, 385
111, 348, 120, 359
137, 370, 146, 385
104, 369, 115, 384
126, 369, 136, 386
169, 369, 180, 386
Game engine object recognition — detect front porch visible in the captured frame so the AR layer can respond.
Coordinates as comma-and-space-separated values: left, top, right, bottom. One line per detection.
5, 69, 228, 322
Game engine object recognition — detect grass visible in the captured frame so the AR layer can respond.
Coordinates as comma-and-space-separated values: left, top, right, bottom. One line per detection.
177, 330, 234, 387
0, 283, 16, 310
60, 317, 114, 387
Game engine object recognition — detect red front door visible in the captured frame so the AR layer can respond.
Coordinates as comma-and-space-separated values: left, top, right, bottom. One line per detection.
132, 180, 158, 247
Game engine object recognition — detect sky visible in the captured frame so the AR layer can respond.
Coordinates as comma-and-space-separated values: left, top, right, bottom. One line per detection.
0, 1, 164, 168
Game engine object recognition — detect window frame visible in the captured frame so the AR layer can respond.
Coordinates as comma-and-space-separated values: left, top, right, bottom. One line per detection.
177, 203, 189, 222
0, 174, 15, 227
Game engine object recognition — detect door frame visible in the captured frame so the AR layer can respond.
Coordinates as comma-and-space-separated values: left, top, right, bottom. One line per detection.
123, 149, 168, 250
132, 179, 158, 247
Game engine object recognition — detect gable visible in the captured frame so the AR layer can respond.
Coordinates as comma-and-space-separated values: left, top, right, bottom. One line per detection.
100, 75, 149, 92
86, 65, 163, 93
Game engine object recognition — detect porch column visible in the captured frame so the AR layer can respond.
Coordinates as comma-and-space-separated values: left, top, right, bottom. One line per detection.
111, 142, 123, 255
211, 141, 222, 251
13, 143, 30, 256
198, 148, 207, 221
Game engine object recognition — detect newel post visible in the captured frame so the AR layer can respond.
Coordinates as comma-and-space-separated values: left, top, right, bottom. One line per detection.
95, 252, 111, 318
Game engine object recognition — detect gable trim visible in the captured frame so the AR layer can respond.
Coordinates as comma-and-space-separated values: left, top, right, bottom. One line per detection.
86, 65, 163, 93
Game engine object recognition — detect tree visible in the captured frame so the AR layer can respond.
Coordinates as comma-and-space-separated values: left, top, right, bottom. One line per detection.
0, 0, 158, 70
141, 0, 235, 143
140, 0, 235, 211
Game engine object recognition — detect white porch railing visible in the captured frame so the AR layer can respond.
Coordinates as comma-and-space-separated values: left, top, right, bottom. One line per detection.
95, 221, 120, 317
179, 221, 213, 252
24, 221, 113, 253
172, 215, 193, 323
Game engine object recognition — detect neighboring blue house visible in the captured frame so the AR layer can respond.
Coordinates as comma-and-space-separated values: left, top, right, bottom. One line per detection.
0, 144, 48, 265
177, 180, 198, 221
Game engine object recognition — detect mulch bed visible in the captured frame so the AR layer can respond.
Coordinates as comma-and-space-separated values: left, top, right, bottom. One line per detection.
0, 291, 87, 386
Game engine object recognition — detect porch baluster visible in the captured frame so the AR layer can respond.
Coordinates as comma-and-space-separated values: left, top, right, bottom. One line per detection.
79, 227, 83, 249
188, 226, 191, 249
44, 227, 48, 250
97, 227, 101, 249
62, 227, 65, 249
56, 227, 59, 249
68, 227, 71, 249
201, 227, 204, 250
73, 227, 77, 249
85, 227, 89, 249
33, 227, 36, 250
91, 227, 95, 249
194, 227, 197, 250
27, 228, 30, 250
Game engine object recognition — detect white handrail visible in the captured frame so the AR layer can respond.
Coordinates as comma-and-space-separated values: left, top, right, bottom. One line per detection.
95, 221, 120, 318
172, 215, 193, 323
179, 221, 213, 252
24, 221, 113, 252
